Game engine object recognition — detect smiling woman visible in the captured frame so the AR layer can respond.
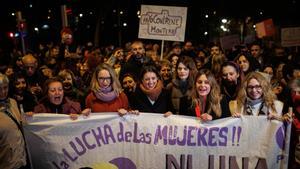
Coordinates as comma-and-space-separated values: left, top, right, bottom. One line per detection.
85, 63, 131, 115
128, 65, 174, 116
179, 69, 230, 121
230, 72, 283, 119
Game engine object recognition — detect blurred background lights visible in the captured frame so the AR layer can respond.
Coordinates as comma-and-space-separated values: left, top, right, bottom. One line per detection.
42, 24, 49, 29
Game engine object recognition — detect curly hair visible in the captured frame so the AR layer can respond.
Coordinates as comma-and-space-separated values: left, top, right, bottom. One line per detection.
236, 72, 277, 114
190, 69, 222, 117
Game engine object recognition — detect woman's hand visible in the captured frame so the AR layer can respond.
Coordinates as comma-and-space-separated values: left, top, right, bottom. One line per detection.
118, 109, 140, 116
281, 112, 293, 122
118, 108, 127, 116
69, 113, 78, 120
81, 108, 91, 117
25, 111, 34, 117
232, 112, 241, 118
267, 113, 282, 121
128, 109, 139, 115
164, 111, 173, 117
200, 113, 213, 121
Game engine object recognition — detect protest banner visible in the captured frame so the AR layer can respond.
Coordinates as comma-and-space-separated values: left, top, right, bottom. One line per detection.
138, 5, 187, 42
24, 113, 291, 169
255, 19, 275, 38
220, 34, 240, 50
281, 27, 300, 47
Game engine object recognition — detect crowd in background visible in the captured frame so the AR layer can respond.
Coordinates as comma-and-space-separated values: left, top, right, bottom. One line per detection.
1, 32, 300, 168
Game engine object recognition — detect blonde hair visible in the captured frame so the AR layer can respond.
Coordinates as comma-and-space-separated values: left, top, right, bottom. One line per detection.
90, 63, 122, 95
236, 72, 277, 114
0, 73, 9, 85
190, 69, 222, 117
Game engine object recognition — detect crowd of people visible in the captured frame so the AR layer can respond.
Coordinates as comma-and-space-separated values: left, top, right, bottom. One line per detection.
1, 35, 300, 168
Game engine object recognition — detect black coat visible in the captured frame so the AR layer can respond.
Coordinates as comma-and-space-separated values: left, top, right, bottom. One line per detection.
179, 96, 230, 120
128, 87, 174, 114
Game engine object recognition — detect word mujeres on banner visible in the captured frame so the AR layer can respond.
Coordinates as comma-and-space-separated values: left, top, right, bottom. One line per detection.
57, 121, 244, 168
24, 114, 291, 169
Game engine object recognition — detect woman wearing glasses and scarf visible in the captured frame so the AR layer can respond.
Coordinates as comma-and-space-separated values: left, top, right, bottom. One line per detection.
85, 63, 135, 116
230, 72, 283, 119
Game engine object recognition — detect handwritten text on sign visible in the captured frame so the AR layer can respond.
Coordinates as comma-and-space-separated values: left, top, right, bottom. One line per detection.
138, 5, 187, 41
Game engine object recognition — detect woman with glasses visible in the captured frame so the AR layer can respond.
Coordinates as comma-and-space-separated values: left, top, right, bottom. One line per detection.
85, 63, 133, 115
230, 72, 283, 119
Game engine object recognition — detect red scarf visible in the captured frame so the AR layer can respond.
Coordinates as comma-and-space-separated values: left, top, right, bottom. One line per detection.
139, 80, 163, 101
195, 96, 206, 117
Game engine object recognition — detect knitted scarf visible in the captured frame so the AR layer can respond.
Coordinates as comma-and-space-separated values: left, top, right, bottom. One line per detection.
139, 80, 163, 101
93, 86, 117, 102
245, 97, 268, 115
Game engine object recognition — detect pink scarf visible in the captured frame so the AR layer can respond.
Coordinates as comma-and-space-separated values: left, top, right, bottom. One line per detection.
93, 86, 117, 102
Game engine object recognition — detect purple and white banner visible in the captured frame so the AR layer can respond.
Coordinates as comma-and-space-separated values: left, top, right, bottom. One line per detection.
24, 113, 291, 169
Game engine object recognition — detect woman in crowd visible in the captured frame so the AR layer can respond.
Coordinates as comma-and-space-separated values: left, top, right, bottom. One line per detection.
9, 72, 37, 113
179, 69, 230, 121
58, 69, 86, 107
230, 72, 283, 119
129, 65, 174, 115
121, 73, 137, 96
234, 52, 261, 76
34, 77, 82, 119
157, 59, 173, 87
167, 53, 180, 76
85, 63, 133, 115
0, 73, 29, 169
166, 56, 197, 114
220, 61, 243, 101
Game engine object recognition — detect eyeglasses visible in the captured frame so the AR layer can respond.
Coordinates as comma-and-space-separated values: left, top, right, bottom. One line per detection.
98, 77, 112, 83
247, 85, 262, 90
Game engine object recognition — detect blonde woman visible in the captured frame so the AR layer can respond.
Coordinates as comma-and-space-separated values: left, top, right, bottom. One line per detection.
85, 63, 136, 116
230, 72, 283, 119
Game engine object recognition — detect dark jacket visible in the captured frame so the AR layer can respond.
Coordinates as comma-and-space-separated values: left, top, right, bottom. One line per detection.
129, 87, 174, 114
119, 55, 153, 80
179, 96, 230, 120
34, 97, 81, 114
